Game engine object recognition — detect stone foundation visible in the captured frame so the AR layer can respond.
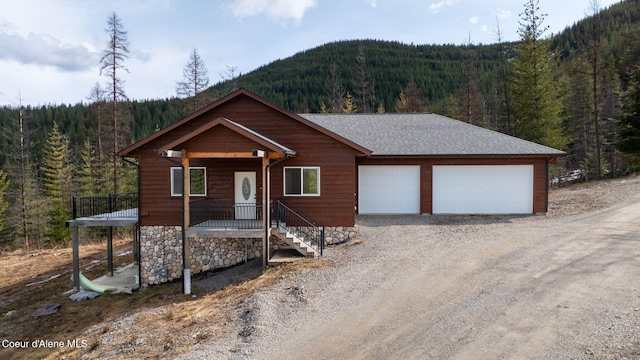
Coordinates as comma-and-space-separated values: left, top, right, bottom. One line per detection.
324, 226, 357, 245
139, 226, 262, 286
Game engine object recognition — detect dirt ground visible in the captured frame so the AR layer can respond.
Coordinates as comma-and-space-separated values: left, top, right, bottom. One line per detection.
1, 174, 639, 359
183, 174, 640, 359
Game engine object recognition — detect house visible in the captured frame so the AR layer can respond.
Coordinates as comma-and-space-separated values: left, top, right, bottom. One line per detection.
73, 88, 564, 289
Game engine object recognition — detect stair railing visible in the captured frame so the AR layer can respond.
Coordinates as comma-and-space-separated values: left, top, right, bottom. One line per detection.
271, 200, 324, 255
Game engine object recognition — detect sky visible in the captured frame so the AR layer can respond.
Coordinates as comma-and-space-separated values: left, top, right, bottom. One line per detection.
0, 0, 623, 107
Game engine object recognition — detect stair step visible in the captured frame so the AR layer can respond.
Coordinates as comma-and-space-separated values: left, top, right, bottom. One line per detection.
273, 229, 319, 258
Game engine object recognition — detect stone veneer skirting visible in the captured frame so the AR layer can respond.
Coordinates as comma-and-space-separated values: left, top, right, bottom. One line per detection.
270, 226, 357, 251
139, 226, 262, 286
140, 225, 357, 286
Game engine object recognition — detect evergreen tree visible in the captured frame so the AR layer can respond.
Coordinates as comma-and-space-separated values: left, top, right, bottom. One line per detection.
511, 0, 566, 149
2, 104, 48, 249
77, 139, 102, 195
41, 121, 73, 244
0, 169, 9, 236
617, 65, 640, 155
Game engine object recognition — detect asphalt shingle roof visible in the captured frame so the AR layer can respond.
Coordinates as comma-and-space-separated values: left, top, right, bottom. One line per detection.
299, 113, 566, 156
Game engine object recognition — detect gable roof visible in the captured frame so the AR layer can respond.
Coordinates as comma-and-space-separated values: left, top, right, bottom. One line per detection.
119, 88, 371, 157
300, 113, 566, 157
157, 116, 296, 156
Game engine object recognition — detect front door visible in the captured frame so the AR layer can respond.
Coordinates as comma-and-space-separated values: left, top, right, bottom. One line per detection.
234, 171, 257, 219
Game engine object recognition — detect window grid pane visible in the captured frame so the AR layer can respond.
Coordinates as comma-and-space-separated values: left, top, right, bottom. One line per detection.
303, 168, 318, 194
284, 167, 319, 196
171, 167, 206, 196
285, 168, 301, 195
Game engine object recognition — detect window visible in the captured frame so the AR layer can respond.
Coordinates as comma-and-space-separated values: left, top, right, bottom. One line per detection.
284, 167, 320, 196
171, 167, 206, 196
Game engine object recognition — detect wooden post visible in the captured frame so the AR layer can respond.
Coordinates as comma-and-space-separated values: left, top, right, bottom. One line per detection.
263, 157, 269, 268
71, 222, 80, 291
182, 156, 190, 229
107, 226, 113, 276
181, 155, 191, 294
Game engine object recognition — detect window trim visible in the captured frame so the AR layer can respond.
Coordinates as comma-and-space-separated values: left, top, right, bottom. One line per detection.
283, 166, 320, 196
171, 167, 207, 197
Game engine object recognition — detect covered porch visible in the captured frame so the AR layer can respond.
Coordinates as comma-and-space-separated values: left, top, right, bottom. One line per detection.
67, 192, 140, 293
159, 116, 297, 271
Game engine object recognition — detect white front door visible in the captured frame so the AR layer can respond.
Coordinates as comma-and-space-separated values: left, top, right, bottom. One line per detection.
234, 171, 257, 219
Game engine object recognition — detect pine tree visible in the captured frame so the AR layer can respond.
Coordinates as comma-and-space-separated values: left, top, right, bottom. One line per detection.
511, 0, 566, 149
1, 104, 49, 249
617, 65, 640, 155
41, 121, 73, 244
0, 169, 9, 236
77, 139, 102, 196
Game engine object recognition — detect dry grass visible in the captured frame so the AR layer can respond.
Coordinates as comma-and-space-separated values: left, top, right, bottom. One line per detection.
0, 238, 330, 360
340, 239, 365, 248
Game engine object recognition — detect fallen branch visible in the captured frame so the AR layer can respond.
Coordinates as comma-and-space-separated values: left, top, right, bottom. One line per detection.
26, 274, 62, 287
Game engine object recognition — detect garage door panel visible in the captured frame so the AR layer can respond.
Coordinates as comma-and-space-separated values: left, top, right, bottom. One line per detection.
433, 165, 533, 214
358, 166, 420, 214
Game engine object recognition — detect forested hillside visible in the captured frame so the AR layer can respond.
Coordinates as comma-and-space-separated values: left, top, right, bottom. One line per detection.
1, 0, 639, 249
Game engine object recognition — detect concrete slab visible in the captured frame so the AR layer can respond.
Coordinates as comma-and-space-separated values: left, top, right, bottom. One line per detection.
268, 249, 305, 266
92, 263, 139, 293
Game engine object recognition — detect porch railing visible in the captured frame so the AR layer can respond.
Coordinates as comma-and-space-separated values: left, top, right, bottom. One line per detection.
72, 192, 138, 219
271, 200, 324, 255
189, 199, 263, 229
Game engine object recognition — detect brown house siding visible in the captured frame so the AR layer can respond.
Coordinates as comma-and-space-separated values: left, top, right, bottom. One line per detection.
357, 156, 551, 215
133, 93, 362, 228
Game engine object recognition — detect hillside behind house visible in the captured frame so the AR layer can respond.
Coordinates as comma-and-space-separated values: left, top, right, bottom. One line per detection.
1, 0, 639, 249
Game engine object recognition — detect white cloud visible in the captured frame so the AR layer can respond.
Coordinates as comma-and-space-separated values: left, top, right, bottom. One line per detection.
429, 0, 458, 12
469, 16, 479, 24
481, 25, 488, 32
495, 8, 512, 20
367, 0, 377, 8
228, 0, 318, 23
0, 27, 97, 72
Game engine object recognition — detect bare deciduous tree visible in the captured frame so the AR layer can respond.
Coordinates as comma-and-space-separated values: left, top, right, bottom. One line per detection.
100, 12, 130, 194
177, 48, 210, 112
324, 63, 345, 113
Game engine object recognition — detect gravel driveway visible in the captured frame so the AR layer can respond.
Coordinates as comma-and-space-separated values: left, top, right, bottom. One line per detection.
183, 176, 640, 359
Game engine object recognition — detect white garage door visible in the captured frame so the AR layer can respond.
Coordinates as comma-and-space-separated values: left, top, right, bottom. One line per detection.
432, 165, 534, 214
358, 166, 420, 214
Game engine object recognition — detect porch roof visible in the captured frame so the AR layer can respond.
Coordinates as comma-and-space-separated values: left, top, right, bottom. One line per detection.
156, 116, 297, 158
